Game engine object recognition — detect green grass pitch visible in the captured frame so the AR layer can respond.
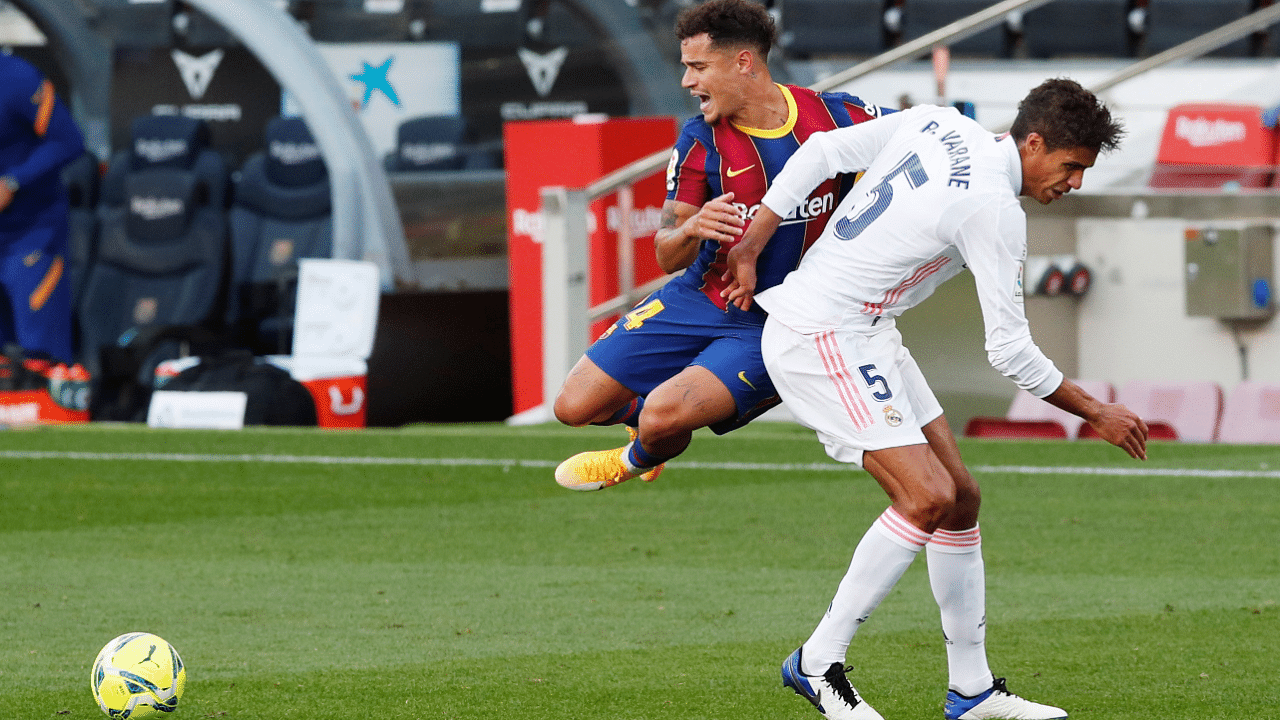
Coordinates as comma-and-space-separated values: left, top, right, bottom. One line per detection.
1, 422, 1277, 719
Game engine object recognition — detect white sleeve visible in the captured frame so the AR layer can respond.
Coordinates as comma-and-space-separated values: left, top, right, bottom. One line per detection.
759, 108, 914, 217
951, 197, 1064, 398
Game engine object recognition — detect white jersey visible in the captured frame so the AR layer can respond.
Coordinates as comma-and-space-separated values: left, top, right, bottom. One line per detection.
755, 105, 1063, 398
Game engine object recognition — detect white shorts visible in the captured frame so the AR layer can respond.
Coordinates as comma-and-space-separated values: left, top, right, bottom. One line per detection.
761, 316, 944, 467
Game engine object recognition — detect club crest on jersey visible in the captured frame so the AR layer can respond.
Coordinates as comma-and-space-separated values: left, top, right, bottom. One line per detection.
665, 148, 679, 193
883, 405, 904, 427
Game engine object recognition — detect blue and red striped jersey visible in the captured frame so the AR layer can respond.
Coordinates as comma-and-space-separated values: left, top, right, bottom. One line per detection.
664, 84, 887, 316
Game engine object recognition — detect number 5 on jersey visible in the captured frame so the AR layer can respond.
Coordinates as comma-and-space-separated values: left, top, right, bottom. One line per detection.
858, 363, 893, 401
834, 152, 929, 242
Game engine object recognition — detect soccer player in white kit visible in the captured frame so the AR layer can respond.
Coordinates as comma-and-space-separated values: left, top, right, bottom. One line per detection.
723, 79, 1150, 720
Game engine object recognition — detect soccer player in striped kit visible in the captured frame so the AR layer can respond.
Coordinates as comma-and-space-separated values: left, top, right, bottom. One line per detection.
554, 0, 887, 490
724, 79, 1148, 719
0, 53, 84, 363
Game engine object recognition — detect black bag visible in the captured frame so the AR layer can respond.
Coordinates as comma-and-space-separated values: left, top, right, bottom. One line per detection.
162, 350, 318, 426
93, 325, 236, 421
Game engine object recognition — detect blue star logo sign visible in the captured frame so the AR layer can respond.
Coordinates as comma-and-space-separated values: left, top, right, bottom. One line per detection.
350, 56, 400, 108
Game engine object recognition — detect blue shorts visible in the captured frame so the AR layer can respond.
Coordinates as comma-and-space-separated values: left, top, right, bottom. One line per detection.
585, 280, 780, 434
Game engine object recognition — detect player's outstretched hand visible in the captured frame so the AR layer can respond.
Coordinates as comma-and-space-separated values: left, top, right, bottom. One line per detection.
1087, 403, 1149, 460
722, 242, 758, 311
721, 205, 782, 311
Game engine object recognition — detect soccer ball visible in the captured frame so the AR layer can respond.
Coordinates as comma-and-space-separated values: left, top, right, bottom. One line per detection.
90, 632, 186, 719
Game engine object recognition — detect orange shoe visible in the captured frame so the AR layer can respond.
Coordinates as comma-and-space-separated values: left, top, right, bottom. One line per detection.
554, 435, 664, 491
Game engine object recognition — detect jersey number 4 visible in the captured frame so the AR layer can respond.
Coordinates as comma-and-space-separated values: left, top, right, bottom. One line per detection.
833, 152, 929, 242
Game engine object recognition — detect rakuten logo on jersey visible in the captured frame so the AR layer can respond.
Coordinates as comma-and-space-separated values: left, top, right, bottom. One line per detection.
1175, 116, 1247, 148
737, 191, 834, 225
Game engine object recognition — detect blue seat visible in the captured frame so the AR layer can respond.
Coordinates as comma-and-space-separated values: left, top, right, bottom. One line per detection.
385, 115, 499, 171
78, 167, 229, 386
903, 1, 1019, 57
91, 0, 173, 47
779, 0, 889, 57
100, 115, 230, 211
1145, 0, 1254, 57
416, 0, 524, 48
309, 0, 411, 42
1022, 0, 1138, 58
228, 117, 332, 354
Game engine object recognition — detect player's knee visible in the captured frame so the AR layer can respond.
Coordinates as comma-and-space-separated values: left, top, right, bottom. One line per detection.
552, 390, 593, 427
902, 480, 957, 531
952, 472, 981, 515
636, 398, 679, 439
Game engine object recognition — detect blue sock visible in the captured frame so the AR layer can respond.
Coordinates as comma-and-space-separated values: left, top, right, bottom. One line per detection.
593, 396, 644, 427
627, 438, 670, 470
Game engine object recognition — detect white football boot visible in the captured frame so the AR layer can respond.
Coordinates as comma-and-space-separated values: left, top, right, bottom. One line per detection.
944, 677, 1067, 719
781, 647, 884, 720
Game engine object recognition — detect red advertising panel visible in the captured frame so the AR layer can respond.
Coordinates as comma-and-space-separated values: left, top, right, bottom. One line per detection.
1151, 103, 1276, 189
504, 116, 676, 415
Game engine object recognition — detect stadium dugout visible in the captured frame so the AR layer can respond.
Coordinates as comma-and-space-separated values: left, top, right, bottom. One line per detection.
6, 0, 410, 290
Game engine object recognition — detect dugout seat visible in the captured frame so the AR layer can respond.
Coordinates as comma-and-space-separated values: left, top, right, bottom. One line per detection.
415, 0, 523, 48
963, 417, 1069, 440
778, 0, 891, 58
902, 0, 1020, 58
1021, 0, 1139, 58
91, 0, 173, 47
100, 116, 230, 213
308, 0, 415, 42
1083, 379, 1225, 442
963, 379, 1115, 440
384, 115, 500, 172
1145, 0, 1255, 57
1149, 104, 1277, 189
228, 116, 332, 355
78, 167, 229, 416
1217, 381, 1280, 444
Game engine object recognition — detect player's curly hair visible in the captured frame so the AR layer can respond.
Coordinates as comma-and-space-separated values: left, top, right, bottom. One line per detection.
1010, 78, 1125, 154
676, 0, 777, 60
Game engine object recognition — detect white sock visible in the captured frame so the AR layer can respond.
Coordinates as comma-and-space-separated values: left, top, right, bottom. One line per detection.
801, 507, 931, 674
927, 525, 993, 697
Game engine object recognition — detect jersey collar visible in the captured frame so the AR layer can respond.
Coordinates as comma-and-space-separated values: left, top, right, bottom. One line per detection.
997, 133, 1022, 196
730, 84, 798, 139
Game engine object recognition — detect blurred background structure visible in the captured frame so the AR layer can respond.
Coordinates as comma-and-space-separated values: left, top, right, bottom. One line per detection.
2, 0, 1279, 437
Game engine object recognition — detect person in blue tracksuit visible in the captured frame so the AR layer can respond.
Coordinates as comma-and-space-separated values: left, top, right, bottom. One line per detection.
0, 53, 85, 362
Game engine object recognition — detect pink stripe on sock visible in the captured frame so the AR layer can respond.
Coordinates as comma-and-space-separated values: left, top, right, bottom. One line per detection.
930, 525, 981, 548
877, 507, 932, 548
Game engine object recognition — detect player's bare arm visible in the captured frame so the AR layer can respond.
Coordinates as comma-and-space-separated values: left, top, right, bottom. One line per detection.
654, 192, 742, 274
1044, 378, 1149, 460
720, 204, 781, 311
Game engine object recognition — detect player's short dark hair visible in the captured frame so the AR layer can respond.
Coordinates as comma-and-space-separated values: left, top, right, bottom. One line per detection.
1010, 78, 1125, 154
676, 0, 777, 60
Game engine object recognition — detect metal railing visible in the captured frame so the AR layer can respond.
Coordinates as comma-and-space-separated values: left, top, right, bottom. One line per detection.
1090, 2, 1280, 95
584, 0, 1057, 203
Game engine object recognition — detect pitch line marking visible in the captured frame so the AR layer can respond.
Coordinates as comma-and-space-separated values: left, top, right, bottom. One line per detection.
0, 450, 1277, 479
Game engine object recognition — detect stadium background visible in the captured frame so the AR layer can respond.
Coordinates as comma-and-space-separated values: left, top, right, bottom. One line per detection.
2, 0, 1279, 431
